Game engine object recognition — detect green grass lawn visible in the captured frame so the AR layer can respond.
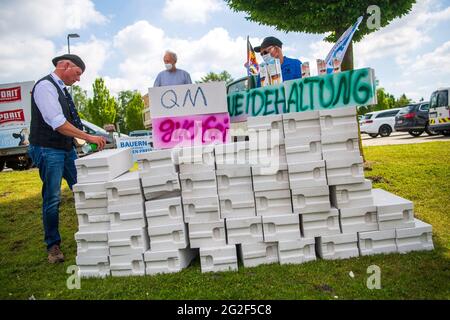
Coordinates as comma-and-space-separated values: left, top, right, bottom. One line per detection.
0, 142, 449, 300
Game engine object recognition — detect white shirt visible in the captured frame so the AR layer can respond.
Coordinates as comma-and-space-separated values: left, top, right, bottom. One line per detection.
33, 73, 68, 130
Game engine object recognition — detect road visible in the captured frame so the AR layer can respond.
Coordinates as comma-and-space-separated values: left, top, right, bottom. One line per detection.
361, 131, 450, 147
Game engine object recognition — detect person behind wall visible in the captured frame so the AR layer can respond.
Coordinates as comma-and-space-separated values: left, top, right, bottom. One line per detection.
254, 36, 302, 86
153, 50, 192, 87
28, 54, 106, 264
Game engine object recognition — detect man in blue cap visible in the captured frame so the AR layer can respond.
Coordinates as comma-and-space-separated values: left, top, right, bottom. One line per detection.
28, 54, 106, 263
255, 36, 302, 83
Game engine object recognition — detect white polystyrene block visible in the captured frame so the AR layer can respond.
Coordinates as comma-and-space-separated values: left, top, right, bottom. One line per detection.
76, 255, 110, 278
319, 107, 358, 140
178, 145, 215, 174
75, 148, 134, 183
278, 238, 316, 265
141, 172, 181, 201
247, 114, 284, 144
180, 171, 218, 199
76, 207, 110, 232
291, 186, 331, 214
110, 254, 145, 277
252, 164, 290, 192
200, 245, 238, 273
73, 182, 107, 209
144, 248, 197, 275
75, 231, 109, 257
108, 227, 150, 256
145, 197, 184, 226
147, 223, 189, 251
396, 218, 434, 253
372, 189, 415, 230
214, 141, 249, 168
238, 242, 279, 267
189, 221, 227, 249
183, 196, 221, 223
321, 137, 360, 161
282, 111, 321, 137
108, 202, 146, 230
136, 149, 178, 176
249, 144, 287, 167
358, 229, 397, 256
226, 216, 263, 244
219, 192, 256, 219
325, 156, 365, 185
216, 165, 253, 196
330, 179, 373, 209
317, 233, 360, 260
262, 214, 301, 242
285, 135, 322, 164
339, 205, 379, 233
254, 189, 293, 216
301, 208, 341, 238
105, 171, 143, 206
288, 160, 327, 189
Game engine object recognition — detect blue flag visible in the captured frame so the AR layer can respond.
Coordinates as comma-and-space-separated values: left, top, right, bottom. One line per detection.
325, 16, 363, 74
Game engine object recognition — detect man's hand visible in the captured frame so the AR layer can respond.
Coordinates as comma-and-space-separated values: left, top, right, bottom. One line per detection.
86, 135, 106, 150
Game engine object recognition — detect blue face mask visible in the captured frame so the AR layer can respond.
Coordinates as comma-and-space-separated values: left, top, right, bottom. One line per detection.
262, 53, 273, 63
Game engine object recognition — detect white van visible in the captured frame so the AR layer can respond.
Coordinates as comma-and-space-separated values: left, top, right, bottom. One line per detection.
360, 108, 402, 138
429, 88, 450, 136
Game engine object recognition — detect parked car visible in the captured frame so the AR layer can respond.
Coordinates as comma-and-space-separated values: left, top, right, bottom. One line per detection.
81, 119, 128, 144
360, 108, 402, 138
394, 102, 438, 137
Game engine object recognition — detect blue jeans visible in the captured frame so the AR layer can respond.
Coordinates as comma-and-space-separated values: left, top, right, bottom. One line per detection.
28, 144, 78, 250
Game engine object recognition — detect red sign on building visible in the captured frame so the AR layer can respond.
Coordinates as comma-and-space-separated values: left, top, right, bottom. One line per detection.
0, 86, 22, 103
0, 109, 25, 124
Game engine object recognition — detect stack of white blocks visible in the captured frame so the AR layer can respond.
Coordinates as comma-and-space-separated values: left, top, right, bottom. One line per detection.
137, 149, 197, 275
73, 108, 434, 276
74, 149, 134, 277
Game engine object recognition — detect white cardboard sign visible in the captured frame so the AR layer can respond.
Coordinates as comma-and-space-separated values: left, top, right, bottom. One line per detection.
149, 82, 227, 118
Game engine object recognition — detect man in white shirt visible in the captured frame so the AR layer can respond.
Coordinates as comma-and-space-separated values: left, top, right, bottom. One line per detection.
153, 50, 192, 87
28, 54, 106, 264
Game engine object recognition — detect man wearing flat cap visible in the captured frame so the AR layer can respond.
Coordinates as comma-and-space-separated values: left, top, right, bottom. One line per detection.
28, 54, 106, 264
255, 36, 302, 83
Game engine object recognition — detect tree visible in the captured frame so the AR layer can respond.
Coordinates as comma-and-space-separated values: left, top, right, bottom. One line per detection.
197, 71, 234, 83
86, 78, 117, 128
395, 93, 411, 108
373, 88, 390, 112
117, 90, 135, 133
72, 85, 89, 119
225, 0, 415, 70
125, 92, 145, 133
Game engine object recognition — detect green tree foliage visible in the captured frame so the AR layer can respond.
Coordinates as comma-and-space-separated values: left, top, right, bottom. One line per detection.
373, 87, 390, 111
197, 71, 234, 83
395, 93, 411, 108
86, 78, 117, 128
225, 0, 415, 70
72, 85, 89, 119
125, 92, 145, 133
117, 90, 135, 133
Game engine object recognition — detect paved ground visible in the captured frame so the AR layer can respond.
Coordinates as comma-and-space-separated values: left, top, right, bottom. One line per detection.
361, 131, 450, 146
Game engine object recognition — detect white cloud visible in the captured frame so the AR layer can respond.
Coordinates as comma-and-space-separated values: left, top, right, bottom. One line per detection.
162, 0, 223, 24
104, 21, 257, 96
0, 0, 107, 37
408, 40, 450, 75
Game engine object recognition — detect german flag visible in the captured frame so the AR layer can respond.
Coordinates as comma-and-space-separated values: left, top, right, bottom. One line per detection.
247, 36, 259, 76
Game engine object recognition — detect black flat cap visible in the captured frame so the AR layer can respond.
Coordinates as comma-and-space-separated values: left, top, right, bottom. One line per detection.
254, 36, 283, 53
52, 54, 86, 72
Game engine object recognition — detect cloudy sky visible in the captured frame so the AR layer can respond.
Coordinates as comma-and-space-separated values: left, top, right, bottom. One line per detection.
1, 0, 449, 101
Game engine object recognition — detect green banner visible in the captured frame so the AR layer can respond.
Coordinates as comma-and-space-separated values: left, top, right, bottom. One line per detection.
227, 68, 376, 122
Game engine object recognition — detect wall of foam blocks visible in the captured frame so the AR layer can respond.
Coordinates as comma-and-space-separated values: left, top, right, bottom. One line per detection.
73, 107, 434, 277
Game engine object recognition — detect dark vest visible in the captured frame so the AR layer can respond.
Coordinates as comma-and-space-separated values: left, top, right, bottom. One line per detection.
29, 75, 75, 151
